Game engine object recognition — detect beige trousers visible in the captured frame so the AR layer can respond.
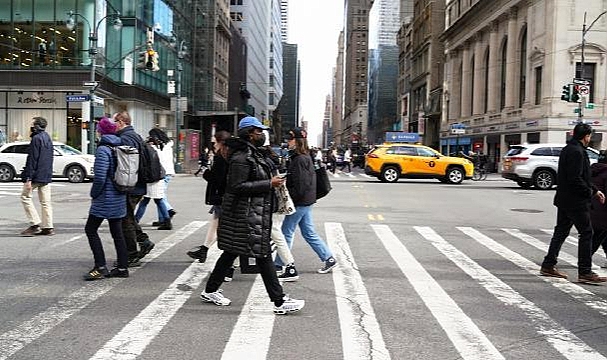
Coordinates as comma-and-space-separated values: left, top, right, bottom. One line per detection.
21, 182, 53, 228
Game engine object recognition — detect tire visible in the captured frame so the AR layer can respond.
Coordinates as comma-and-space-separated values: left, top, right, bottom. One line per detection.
533, 169, 555, 190
0, 164, 15, 182
380, 166, 399, 183
517, 181, 531, 189
472, 169, 481, 181
446, 167, 464, 184
66, 165, 85, 183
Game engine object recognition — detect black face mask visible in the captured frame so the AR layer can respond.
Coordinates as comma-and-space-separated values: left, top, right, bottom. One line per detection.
251, 133, 266, 147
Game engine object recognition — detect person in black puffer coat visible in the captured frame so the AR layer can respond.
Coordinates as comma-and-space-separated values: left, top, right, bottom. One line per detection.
590, 150, 607, 261
200, 117, 305, 315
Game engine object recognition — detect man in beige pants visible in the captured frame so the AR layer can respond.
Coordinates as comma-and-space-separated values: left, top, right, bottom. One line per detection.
20, 117, 54, 236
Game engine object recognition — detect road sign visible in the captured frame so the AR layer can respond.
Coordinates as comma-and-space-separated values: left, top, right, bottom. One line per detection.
66, 94, 90, 102
586, 103, 595, 109
573, 78, 591, 86
578, 85, 590, 95
385, 132, 420, 143
83, 81, 98, 88
451, 128, 466, 135
92, 95, 104, 106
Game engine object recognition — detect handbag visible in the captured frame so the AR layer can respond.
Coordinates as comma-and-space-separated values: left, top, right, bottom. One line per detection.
275, 183, 296, 215
315, 165, 332, 200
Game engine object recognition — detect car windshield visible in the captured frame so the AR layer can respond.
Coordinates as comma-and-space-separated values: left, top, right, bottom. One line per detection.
506, 146, 526, 156
55, 144, 82, 155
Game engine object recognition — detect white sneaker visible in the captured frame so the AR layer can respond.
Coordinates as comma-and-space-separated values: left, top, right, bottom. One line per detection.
200, 289, 231, 306
273, 296, 305, 315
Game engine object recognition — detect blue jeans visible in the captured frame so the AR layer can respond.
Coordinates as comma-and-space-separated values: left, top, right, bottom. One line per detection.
136, 197, 170, 223
276, 205, 333, 267
161, 175, 174, 212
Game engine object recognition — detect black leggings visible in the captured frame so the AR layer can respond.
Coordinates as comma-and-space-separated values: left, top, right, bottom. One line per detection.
85, 215, 128, 269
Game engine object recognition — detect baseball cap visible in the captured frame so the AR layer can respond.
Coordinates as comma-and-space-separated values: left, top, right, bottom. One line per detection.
286, 128, 307, 140
238, 116, 269, 130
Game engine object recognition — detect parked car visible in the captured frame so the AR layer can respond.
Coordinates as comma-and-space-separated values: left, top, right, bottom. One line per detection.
501, 143, 599, 190
364, 143, 474, 184
0, 141, 95, 183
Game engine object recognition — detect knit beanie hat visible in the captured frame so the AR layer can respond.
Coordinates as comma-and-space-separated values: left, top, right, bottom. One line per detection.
97, 117, 117, 135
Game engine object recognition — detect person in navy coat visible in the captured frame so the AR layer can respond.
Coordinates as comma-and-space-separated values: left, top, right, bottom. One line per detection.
83, 117, 129, 280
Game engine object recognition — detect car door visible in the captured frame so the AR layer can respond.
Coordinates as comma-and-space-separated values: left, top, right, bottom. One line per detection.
415, 146, 444, 175
52, 145, 66, 176
394, 146, 419, 174
10, 144, 30, 175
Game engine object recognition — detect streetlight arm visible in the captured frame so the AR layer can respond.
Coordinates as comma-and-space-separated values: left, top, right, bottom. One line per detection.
584, 10, 607, 35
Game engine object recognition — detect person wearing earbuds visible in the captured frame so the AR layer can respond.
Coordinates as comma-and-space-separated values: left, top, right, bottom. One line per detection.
200, 116, 305, 315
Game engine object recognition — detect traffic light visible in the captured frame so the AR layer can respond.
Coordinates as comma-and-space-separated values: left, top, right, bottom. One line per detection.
137, 51, 149, 69
146, 49, 159, 71
561, 84, 572, 102
571, 84, 580, 103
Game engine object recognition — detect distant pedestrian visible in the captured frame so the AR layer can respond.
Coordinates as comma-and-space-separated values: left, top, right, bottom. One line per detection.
540, 123, 606, 283
328, 147, 337, 174
135, 136, 171, 230
278, 128, 337, 274
341, 147, 351, 173
149, 128, 177, 224
83, 117, 129, 280
20, 116, 54, 236
113, 111, 155, 266
200, 116, 305, 314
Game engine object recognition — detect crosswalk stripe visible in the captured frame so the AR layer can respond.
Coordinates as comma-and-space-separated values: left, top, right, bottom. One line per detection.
0, 221, 207, 360
503, 228, 607, 275
221, 276, 274, 360
540, 229, 579, 247
371, 224, 504, 359
325, 222, 390, 360
91, 246, 221, 360
459, 227, 607, 316
416, 226, 607, 360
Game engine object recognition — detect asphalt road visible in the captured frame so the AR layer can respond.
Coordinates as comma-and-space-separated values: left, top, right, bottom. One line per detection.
1, 170, 607, 360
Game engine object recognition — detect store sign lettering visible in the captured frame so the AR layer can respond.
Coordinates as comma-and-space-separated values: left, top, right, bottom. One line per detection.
17, 96, 57, 104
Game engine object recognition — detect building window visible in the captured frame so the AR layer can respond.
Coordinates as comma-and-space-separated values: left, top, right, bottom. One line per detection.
534, 66, 542, 105
470, 55, 474, 115
484, 48, 489, 113
230, 12, 244, 21
269, 58, 274, 69
576, 62, 596, 103
269, 75, 274, 87
269, 93, 275, 106
500, 38, 507, 110
230, 0, 243, 5
519, 28, 527, 108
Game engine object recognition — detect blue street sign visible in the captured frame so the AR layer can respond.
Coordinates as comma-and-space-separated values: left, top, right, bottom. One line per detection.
66, 94, 90, 102
385, 132, 420, 143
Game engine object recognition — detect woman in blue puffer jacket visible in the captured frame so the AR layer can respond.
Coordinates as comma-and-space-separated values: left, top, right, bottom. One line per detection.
83, 117, 129, 281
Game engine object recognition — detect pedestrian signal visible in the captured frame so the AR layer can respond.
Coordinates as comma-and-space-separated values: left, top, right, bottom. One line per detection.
571, 85, 581, 103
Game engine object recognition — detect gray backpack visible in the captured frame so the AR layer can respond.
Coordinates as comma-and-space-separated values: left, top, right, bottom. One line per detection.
112, 145, 139, 192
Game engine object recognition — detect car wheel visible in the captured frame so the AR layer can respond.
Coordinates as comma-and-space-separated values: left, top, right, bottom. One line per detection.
0, 164, 15, 182
533, 170, 554, 190
380, 166, 399, 183
66, 165, 85, 183
446, 167, 464, 184
517, 181, 532, 189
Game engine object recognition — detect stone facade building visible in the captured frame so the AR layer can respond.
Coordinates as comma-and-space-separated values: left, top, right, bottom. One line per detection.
441, 0, 607, 171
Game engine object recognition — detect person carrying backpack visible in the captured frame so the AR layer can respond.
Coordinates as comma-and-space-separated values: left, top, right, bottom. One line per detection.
113, 111, 155, 266
83, 117, 129, 280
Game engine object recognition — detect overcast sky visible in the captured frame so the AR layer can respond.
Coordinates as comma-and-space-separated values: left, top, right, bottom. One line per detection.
288, 0, 344, 146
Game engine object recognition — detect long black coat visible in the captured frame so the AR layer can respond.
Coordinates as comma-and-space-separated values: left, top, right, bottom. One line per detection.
591, 163, 607, 230
203, 154, 228, 206
22, 129, 53, 183
553, 139, 596, 211
286, 152, 316, 206
217, 138, 274, 258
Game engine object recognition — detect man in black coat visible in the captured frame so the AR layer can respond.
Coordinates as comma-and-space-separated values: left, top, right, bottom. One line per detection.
20, 117, 54, 236
541, 123, 606, 283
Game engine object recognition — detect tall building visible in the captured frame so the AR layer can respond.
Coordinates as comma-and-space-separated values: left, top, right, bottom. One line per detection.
396, 1, 414, 134
323, 95, 332, 148
368, 0, 401, 144
343, 0, 373, 145
442, 0, 607, 172
268, 0, 284, 126
279, 43, 300, 141
230, 0, 271, 117
280, 0, 289, 42
332, 31, 345, 145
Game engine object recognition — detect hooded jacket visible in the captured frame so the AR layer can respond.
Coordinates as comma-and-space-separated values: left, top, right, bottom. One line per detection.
116, 125, 146, 196
553, 138, 597, 210
591, 162, 607, 230
217, 137, 274, 258
22, 127, 53, 183
286, 151, 316, 206
89, 135, 127, 219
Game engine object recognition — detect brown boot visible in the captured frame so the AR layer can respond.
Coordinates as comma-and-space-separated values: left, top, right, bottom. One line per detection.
540, 266, 568, 279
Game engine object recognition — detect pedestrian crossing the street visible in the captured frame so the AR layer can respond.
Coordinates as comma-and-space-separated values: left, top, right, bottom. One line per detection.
3, 221, 607, 359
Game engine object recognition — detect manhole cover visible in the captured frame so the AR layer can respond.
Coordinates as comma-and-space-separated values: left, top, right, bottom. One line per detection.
510, 208, 543, 213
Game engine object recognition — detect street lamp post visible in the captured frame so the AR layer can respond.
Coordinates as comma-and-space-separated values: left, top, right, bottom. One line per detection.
66, 10, 122, 154
171, 37, 187, 173
578, 10, 607, 121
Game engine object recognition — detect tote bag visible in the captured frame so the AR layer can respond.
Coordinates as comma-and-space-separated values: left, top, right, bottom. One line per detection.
316, 165, 332, 200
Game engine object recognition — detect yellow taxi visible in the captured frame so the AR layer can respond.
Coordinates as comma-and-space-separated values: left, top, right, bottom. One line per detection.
364, 143, 474, 184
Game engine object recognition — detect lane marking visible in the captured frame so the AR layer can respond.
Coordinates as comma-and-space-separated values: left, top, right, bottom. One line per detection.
50, 234, 85, 248
459, 227, 607, 315
368, 214, 376, 221
221, 277, 274, 360
371, 224, 504, 360
326, 223, 390, 360
416, 226, 606, 360
376, 214, 385, 221
503, 228, 606, 275
91, 246, 220, 360
0, 221, 207, 360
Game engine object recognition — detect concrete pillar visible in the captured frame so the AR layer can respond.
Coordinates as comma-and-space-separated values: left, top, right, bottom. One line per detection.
505, 7, 518, 108
460, 43, 471, 117
487, 21, 499, 113
473, 34, 485, 115
447, 50, 458, 121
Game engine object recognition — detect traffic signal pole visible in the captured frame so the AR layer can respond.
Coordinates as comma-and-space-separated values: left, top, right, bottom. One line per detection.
578, 10, 607, 122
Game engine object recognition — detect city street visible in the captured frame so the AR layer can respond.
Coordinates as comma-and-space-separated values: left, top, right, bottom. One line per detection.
2, 171, 607, 359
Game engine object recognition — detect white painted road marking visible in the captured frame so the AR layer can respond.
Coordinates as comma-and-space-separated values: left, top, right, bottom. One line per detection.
372, 224, 504, 360
0, 221, 207, 360
418, 226, 607, 360
326, 222, 390, 360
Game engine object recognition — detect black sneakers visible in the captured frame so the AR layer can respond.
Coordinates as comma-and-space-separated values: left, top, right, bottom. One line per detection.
278, 264, 299, 282
157, 220, 173, 230
186, 246, 209, 263
168, 209, 177, 218
318, 256, 337, 274
138, 239, 155, 259
83, 267, 109, 281
108, 268, 129, 278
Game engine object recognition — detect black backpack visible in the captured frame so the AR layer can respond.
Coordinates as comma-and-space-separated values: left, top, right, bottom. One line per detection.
138, 142, 165, 183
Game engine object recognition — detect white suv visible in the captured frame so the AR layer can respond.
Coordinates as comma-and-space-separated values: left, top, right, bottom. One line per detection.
501, 143, 599, 190
0, 141, 95, 183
